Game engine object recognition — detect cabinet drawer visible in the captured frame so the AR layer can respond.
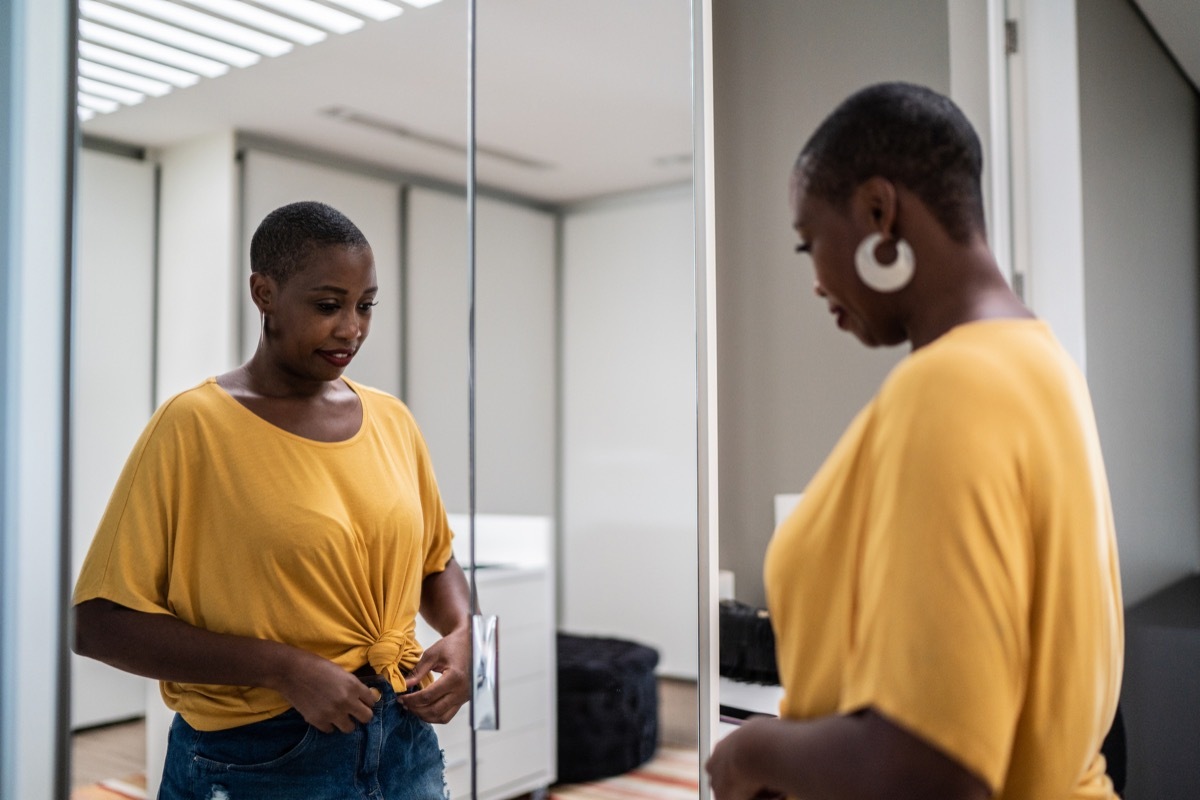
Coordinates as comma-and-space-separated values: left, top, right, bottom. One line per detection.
499, 624, 551, 682
478, 572, 550, 627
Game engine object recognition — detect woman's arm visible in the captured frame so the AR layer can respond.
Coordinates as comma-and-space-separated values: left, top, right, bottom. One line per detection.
706, 708, 990, 800
72, 599, 378, 733
401, 558, 473, 723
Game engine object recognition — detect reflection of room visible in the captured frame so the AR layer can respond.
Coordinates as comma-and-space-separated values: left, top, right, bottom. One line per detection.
68, 1, 695, 798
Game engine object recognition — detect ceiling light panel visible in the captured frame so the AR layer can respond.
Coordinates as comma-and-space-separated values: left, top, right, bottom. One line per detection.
80, 1, 261, 67
78, 75, 148, 105
78, 92, 121, 113
79, 58, 174, 95
249, 0, 364, 34
79, 19, 230, 77
181, 0, 327, 45
323, 0, 402, 21
76, 0, 444, 120
77, 40, 202, 87
101, 0, 294, 57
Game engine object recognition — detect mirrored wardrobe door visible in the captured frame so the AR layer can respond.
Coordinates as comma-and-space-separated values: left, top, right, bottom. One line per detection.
66, 1, 468, 795
443, 0, 699, 795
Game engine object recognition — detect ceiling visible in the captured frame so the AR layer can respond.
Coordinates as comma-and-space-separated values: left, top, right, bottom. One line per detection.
81, 1, 695, 205
79, 0, 1198, 206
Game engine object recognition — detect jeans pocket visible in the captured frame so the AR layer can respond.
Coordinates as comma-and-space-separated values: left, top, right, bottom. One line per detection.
191, 712, 319, 772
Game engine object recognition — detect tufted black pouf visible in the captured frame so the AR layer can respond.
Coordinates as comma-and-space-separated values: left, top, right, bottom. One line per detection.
556, 633, 660, 784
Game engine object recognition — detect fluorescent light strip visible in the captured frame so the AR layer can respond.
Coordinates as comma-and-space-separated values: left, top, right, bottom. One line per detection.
80, 1, 261, 68
102, 0, 293, 57
396, 0, 443, 7
250, 0, 363, 35
78, 40, 202, 87
78, 76, 147, 105
77, 92, 121, 113
79, 59, 173, 96
78, 107, 97, 121
180, 0, 325, 46
324, 0, 402, 22
79, 20, 230, 78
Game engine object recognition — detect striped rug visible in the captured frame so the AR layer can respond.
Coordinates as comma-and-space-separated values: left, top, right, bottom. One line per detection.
71, 774, 146, 800
550, 747, 700, 799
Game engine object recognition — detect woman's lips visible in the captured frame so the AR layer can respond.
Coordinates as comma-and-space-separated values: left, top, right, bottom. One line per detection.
830, 305, 847, 329
318, 349, 354, 368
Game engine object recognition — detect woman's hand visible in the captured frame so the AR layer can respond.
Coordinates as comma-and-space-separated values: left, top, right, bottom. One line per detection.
271, 649, 379, 734
707, 718, 787, 800
400, 624, 471, 723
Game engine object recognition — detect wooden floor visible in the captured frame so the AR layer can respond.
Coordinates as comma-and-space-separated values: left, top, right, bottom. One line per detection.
71, 718, 146, 789
70, 679, 699, 791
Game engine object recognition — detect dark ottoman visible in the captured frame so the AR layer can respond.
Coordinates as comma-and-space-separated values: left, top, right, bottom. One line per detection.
555, 633, 659, 784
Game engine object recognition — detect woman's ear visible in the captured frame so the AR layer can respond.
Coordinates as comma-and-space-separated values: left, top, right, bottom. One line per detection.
853, 176, 899, 236
248, 272, 275, 313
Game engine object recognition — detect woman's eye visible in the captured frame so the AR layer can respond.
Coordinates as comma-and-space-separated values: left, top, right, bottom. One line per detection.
316, 302, 339, 313
795, 242, 812, 254
358, 301, 378, 313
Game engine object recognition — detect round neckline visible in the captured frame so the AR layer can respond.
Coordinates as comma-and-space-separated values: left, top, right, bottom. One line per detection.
207, 376, 369, 448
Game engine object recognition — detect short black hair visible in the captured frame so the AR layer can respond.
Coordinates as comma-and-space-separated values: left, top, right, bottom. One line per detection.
795, 82, 985, 243
250, 201, 370, 284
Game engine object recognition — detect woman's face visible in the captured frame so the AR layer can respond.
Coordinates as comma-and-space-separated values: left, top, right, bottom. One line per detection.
789, 171, 903, 348
262, 243, 378, 382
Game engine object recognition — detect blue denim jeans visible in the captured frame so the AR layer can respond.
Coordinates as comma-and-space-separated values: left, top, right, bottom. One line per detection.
158, 676, 448, 800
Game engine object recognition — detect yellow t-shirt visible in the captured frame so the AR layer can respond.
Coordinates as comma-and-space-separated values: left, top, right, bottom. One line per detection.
73, 377, 454, 731
765, 319, 1123, 798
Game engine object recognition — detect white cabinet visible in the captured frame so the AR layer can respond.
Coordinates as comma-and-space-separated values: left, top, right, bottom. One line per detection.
419, 565, 557, 799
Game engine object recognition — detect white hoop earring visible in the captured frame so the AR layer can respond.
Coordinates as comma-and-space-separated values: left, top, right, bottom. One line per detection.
855, 233, 915, 293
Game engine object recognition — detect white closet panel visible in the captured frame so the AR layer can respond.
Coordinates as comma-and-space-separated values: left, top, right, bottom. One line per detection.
240, 151, 403, 396
71, 149, 157, 729
405, 187, 556, 517
560, 186, 698, 678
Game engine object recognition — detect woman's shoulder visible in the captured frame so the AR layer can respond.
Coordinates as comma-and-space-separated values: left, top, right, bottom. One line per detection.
879, 319, 1061, 419
344, 379, 419, 426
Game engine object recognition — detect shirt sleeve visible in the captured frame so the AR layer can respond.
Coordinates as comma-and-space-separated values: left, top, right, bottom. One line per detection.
838, 360, 1032, 791
72, 399, 181, 617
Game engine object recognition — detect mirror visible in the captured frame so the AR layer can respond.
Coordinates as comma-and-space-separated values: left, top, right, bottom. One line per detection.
66, 0, 698, 797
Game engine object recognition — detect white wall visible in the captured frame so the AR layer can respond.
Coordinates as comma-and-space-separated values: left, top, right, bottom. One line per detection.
560, 185, 698, 678
405, 186, 557, 517
240, 150, 403, 397
711, 0, 951, 607
1077, 0, 1200, 604
71, 150, 157, 729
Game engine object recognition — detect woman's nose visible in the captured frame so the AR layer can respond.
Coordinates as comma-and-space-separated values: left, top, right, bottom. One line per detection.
813, 280, 827, 299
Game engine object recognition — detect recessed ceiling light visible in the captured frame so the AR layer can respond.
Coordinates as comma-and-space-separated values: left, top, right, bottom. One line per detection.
79, 20, 231, 78
101, 0, 294, 57
78, 76, 146, 106
250, 0, 364, 35
324, 0, 403, 22
80, 0, 261, 68
79, 60, 171, 96
76, 0, 445, 123
77, 41, 201, 88
181, 0, 326, 46
78, 92, 121, 114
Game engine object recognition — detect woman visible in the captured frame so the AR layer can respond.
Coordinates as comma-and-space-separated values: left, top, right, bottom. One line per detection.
73, 201, 470, 799
706, 83, 1123, 799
